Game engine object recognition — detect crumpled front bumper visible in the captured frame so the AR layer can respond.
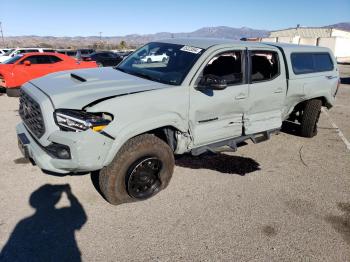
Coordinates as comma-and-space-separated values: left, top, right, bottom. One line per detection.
16, 122, 114, 174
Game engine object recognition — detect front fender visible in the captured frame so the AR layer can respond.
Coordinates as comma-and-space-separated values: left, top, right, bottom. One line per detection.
102, 113, 188, 166
85, 86, 189, 166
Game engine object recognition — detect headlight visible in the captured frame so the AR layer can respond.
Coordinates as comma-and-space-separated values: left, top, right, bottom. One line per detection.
54, 109, 113, 132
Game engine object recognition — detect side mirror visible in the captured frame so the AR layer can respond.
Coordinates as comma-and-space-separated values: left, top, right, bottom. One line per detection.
24, 60, 31, 66
198, 74, 227, 90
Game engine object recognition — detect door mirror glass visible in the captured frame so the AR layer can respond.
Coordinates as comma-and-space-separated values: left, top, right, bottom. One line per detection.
24, 60, 31, 66
199, 74, 227, 90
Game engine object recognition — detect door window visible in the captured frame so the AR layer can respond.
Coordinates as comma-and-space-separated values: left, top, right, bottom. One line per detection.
250, 51, 279, 82
49, 55, 62, 63
202, 51, 243, 85
21, 55, 52, 64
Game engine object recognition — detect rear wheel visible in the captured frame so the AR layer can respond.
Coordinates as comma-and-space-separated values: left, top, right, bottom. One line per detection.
147, 58, 152, 63
300, 99, 322, 138
98, 134, 174, 205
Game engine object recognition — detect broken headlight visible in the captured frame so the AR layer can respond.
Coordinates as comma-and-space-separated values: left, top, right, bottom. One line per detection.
54, 109, 113, 132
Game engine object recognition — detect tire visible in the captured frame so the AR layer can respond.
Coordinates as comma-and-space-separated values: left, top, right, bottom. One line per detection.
300, 99, 322, 138
147, 58, 152, 63
162, 57, 166, 62
98, 134, 175, 205
6, 88, 20, 97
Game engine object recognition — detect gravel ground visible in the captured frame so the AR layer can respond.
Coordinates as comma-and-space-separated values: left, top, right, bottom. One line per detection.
0, 66, 349, 261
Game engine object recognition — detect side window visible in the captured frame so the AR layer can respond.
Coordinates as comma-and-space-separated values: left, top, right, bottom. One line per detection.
202, 51, 243, 85
250, 51, 279, 82
22, 55, 51, 64
49, 55, 62, 63
291, 53, 313, 74
291, 52, 334, 74
21, 55, 40, 64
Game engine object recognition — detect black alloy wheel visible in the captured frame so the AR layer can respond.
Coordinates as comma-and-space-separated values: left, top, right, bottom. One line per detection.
126, 157, 162, 199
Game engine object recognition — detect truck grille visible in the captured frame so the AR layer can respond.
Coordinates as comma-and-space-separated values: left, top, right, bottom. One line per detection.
19, 90, 45, 138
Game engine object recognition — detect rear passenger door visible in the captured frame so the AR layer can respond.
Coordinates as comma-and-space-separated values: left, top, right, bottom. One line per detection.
244, 48, 286, 134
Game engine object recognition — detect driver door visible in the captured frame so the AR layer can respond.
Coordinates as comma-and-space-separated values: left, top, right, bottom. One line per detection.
189, 48, 248, 146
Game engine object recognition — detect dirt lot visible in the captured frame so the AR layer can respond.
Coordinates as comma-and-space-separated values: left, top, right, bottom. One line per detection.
0, 66, 349, 261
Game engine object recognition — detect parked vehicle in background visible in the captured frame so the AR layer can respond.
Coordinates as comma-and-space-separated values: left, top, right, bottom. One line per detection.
56, 49, 78, 57
83, 51, 123, 67
16, 39, 339, 205
115, 51, 133, 59
140, 50, 168, 63
0, 49, 12, 56
76, 49, 95, 60
0, 52, 97, 97
0, 48, 55, 63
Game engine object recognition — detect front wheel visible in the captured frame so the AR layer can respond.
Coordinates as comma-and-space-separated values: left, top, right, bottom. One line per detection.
98, 134, 175, 205
300, 99, 322, 138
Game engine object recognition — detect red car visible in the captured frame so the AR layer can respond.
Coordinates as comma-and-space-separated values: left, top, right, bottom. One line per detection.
0, 52, 97, 97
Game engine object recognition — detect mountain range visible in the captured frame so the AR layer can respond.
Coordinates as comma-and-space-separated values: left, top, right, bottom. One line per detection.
2, 22, 349, 49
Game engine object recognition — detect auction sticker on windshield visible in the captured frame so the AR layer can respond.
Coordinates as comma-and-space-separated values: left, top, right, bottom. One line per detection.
180, 46, 203, 54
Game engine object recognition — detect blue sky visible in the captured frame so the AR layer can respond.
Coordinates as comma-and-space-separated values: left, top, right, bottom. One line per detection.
1, 0, 349, 36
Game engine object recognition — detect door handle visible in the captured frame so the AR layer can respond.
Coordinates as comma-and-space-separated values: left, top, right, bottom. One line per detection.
326, 75, 338, 80
235, 93, 247, 100
273, 87, 283, 93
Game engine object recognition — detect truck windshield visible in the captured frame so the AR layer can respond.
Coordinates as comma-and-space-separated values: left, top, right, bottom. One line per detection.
116, 42, 204, 85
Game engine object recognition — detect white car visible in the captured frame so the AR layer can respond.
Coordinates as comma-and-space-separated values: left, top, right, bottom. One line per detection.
0, 49, 12, 56
141, 52, 168, 63
0, 47, 55, 63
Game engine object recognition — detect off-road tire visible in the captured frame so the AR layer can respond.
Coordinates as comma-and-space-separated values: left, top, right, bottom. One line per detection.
98, 134, 175, 205
6, 88, 20, 97
300, 99, 322, 138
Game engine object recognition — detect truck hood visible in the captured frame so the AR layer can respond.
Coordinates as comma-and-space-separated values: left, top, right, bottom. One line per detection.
28, 67, 171, 109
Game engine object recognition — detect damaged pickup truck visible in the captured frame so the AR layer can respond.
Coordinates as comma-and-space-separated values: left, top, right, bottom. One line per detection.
16, 39, 339, 204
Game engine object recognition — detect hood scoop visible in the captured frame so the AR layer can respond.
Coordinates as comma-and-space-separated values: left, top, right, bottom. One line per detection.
70, 73, 87, 82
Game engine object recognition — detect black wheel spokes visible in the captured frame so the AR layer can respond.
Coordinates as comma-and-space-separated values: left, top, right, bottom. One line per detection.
127, 158, 162, 199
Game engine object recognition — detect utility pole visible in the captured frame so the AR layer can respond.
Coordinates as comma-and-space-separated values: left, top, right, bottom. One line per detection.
0, 22, 5, 47
99, 32, 102, 42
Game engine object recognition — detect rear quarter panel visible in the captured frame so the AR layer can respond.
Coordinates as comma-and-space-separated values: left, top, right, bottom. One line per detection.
282, 46, 339, 117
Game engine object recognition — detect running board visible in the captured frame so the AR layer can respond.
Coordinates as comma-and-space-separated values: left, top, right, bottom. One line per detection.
191, 128, 280, 156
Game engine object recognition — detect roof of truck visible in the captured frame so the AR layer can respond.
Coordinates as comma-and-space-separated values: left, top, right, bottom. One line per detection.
157, 38, 270, 49
264, 42, 331, 53
156, 38, 332, 53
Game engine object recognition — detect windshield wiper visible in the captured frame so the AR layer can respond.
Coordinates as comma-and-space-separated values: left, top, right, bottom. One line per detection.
114, 67, 126, 73
115, 67, 165, 84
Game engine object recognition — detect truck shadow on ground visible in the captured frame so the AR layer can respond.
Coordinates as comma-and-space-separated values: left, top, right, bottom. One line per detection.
0, 184, 87, 262
281, 121, 301, 136
175, 153, 260, 175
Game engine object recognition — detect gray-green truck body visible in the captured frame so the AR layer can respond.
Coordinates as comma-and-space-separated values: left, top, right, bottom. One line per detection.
16, 38, 339, 175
